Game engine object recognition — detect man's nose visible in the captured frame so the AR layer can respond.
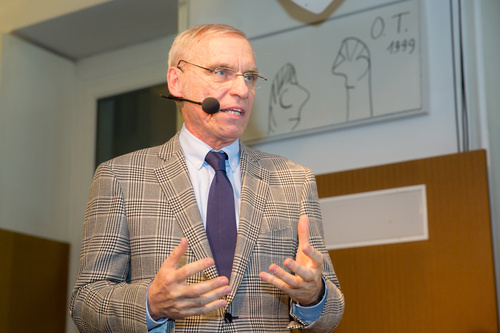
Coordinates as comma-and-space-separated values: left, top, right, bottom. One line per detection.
229, 75, 251, 98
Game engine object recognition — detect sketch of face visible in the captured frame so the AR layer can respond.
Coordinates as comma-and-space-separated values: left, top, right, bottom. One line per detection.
332, 37, 370, 88
331, 37, 373, 120
268, 63, 310, 134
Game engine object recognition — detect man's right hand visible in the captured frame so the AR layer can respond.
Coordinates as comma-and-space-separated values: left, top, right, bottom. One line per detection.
147, 238, 231, 320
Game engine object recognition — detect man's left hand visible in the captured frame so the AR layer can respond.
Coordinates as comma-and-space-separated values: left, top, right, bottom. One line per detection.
259, 215, 324, 306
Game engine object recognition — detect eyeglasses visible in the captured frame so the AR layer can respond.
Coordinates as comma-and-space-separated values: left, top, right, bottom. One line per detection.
177, 60, 267, 89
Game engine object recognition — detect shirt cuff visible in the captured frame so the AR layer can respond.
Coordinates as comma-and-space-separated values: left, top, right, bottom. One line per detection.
146, 282, 169, 330
290, 276, 328, 325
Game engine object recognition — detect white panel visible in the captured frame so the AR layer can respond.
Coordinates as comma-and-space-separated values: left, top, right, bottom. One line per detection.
320, 185, 428, 249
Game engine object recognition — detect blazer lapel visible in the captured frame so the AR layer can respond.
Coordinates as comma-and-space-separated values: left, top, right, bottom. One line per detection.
227, 143, 270, 304
154, 135, 218, 280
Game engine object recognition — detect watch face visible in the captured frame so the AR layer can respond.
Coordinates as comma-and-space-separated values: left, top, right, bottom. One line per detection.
289, 0, 334, 14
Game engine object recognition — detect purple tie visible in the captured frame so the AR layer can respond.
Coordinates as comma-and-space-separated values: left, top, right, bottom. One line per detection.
205, 151, 237, 280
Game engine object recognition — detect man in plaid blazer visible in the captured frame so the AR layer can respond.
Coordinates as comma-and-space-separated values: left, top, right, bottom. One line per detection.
70, 24, 344, 332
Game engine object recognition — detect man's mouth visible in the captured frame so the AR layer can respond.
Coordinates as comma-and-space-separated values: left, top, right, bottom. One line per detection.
220, 108, 244, 116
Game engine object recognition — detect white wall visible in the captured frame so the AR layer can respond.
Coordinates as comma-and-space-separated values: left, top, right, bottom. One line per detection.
479, 2, 500, 274
0, 33, 78, 332
0, 34, 76, 241
460, 0, 500, 312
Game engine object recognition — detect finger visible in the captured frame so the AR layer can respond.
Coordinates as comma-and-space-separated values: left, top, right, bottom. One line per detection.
182, 298, 228, 318
189, 284, 232, 308
283, 258, 316, 282
203, 298, 228, 312
175, 284, 231, 318
259, 271, 293, 293
181, 276, 230, 298
301, 244, 324, 268
167, 294, 229, 319
160, 238, 215, 283
175, 257, 215, 283
269, 263, 303, 288
162, 238, 188, 270
297, 215, 310, 249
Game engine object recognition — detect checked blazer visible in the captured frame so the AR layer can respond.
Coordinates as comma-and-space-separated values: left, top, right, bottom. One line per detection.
70, 133, 344, 332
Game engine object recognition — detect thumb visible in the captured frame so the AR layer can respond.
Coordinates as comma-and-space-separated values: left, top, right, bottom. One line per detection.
298, 215, 310, 250
161, 237, 188, 271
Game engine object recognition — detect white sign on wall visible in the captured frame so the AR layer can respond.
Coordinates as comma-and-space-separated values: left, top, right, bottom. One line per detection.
320, 184, 428, 250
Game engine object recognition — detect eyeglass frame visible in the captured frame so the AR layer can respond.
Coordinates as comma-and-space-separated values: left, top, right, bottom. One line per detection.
176, 59, 267, 89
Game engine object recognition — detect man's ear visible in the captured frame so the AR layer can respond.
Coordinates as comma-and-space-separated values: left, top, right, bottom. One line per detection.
167, 67, 183, 97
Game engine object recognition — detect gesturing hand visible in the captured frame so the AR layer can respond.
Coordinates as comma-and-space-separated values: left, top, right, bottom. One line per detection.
259, 215, 324, 306
147, 238, 231, 320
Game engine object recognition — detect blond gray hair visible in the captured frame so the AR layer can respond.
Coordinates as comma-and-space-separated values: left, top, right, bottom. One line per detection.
168, 24, 247, 68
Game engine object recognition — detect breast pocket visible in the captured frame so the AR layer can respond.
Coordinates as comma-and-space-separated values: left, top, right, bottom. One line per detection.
260, 215, 293, 234
255, 217, 297, 270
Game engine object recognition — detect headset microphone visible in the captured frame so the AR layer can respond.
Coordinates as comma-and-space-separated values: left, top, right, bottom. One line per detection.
200, 97, 220, 115
161, 95, 220, 115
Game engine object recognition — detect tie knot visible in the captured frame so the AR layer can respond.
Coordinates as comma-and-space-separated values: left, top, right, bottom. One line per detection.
205, 151, 228, 172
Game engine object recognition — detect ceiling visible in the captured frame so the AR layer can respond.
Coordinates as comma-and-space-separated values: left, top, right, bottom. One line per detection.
12, 0, 178, 60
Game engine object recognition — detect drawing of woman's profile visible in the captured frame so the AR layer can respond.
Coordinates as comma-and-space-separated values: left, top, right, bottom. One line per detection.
268, 63, 310, 134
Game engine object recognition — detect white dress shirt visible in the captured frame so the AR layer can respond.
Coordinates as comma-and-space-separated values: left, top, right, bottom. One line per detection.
178, 124, 241, 228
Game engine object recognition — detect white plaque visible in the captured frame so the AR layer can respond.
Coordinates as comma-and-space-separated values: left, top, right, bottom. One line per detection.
320, 185, 428, 250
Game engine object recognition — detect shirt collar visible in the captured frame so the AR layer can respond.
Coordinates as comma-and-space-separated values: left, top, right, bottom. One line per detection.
179, 124, 240, 172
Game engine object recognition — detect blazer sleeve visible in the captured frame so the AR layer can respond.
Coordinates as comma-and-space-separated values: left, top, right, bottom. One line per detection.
69, 162, 150, 332
288, 167, 345, 332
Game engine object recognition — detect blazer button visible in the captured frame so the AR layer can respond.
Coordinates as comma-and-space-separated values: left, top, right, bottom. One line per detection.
224, 312, 233, 323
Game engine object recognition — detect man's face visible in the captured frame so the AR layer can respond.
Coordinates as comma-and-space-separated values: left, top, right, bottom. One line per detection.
178, 34, 257, 149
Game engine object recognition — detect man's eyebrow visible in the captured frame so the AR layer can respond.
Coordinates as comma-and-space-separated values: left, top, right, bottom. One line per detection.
208, 62, 259, 72
205, 62, 232, 70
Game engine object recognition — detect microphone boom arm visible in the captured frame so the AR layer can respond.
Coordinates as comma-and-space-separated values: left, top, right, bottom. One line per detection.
161, 94, 220, 115
161, 94, 202, 105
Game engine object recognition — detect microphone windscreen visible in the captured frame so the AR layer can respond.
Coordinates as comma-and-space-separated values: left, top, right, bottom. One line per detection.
201, 97, 220, 115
